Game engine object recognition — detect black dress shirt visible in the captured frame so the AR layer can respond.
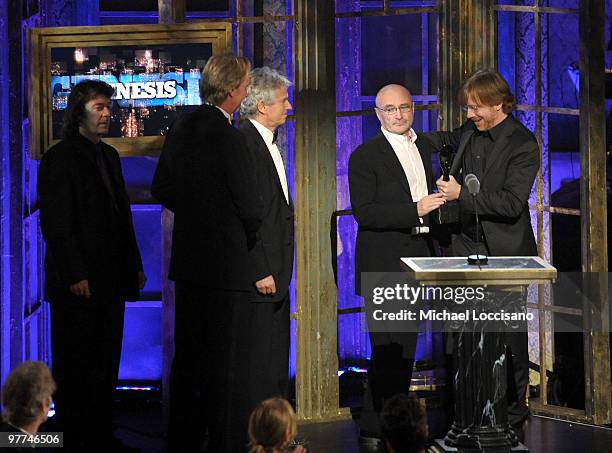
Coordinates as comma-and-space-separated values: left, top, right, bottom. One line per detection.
461, 116, 511, 241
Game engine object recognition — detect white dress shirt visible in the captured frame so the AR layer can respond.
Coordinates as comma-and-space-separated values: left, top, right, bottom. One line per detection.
381, 127, 429, 228
380, 127, 428, 203
250, 119, 290, 204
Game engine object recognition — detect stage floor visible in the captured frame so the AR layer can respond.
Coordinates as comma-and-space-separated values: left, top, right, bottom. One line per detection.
110, 398, 612, 452
297, 415, 612, 452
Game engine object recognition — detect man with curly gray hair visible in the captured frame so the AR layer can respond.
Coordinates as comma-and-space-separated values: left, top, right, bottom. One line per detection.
1, 361, 55, 437
239, 66, 291, 121
234, 67, 294, 452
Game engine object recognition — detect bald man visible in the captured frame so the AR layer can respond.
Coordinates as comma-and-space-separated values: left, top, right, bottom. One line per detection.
348, 84, 444, 443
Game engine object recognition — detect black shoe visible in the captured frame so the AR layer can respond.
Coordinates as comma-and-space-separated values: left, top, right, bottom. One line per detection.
511, 422, 525, 444
375, 439, 390, 453
359, 429, 381, 448
102, 436, 141, 453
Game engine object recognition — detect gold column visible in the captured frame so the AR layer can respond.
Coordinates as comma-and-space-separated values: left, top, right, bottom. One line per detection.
579, 0, 611, 425
161, 209, 175, 427
439, 0, 496, 130
158, 0, 185, 24
293, 0, 348, 422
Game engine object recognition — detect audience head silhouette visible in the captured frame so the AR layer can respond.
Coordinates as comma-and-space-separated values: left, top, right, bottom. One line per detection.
381, 393, 428, 453
248, 398, 298, 453
1, 361, 56, 434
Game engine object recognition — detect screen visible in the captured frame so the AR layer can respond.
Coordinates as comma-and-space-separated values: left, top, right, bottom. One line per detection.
50, 43, 213, 139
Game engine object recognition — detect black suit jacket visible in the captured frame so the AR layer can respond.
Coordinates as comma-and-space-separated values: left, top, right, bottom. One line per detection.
0, 422, 36, 452
348, 132, 436, 295
239, 120, 295, 302
426, 115, 539, 256
38, 133, 143, 304
151, 105, 263, 290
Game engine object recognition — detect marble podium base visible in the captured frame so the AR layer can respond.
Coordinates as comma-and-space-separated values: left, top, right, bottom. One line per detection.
435, 438, 529, 452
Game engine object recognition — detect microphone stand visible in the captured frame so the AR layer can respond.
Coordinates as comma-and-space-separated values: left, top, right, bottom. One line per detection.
474, 194, 482, 269
467, 193, 488, 266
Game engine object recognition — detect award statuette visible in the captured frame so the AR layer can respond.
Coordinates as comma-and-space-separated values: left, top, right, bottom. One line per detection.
432, 145, 460, 224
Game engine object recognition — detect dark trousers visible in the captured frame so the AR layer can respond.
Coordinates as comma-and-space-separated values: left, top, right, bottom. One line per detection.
230, 295, 291, 452
358, 236, 431, 436
50, 297, 125, 451
167, 282, 249, 453
451, 233, 530, 426
359, 332, 417, 436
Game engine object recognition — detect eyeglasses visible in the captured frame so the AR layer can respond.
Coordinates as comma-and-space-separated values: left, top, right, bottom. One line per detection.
461, 104, 481, 113
375, 104, 414, 115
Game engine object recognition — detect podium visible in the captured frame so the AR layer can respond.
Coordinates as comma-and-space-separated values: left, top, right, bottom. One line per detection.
400, 256, 557, 453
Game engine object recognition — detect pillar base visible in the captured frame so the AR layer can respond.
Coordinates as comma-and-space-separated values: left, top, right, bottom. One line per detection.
435, 437, 528, 452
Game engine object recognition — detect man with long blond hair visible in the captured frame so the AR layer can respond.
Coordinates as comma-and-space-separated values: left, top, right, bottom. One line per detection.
152, 53, 263, 452
429, 68, 539, 440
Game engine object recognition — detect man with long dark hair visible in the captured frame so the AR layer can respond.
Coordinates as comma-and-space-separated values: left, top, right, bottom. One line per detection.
38, 79, 146, 453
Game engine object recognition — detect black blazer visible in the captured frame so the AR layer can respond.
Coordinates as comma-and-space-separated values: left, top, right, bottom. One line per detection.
348, 132, 436, 295
239, 120, 295, 302
38, 133, 143, 304
426, 115, 539, 256
0, 422, 36, 452
151, 105, 263, 290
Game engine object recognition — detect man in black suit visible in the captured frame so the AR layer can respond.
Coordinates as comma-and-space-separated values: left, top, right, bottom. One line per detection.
38, 80, 145, 453
430, 69, 540, 434
348, 84, 446, 443
234, 67, 294, 448
151, 54, 263, 452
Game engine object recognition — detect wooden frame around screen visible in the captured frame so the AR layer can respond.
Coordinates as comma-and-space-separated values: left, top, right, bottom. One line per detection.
29, 22, 231, 159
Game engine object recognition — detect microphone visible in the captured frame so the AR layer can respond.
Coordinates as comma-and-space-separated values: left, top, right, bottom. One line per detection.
464, 173, 480, 196
463, 174, 488, 266
439, 145, 455, 182
432, 145, 460, 225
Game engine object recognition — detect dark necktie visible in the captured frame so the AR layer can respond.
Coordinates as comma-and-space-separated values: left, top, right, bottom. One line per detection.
272, 128, 279, 145
95, 144, 118, 212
